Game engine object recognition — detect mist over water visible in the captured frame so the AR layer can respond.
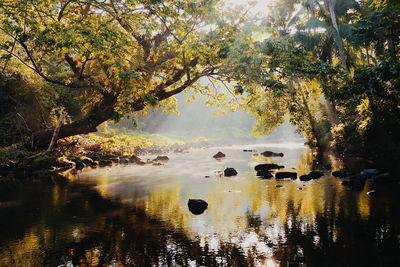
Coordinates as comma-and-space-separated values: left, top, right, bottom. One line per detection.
133, 93, 304, 144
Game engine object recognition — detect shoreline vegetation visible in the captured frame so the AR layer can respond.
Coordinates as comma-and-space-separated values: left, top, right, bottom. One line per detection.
0, 127, 210, 178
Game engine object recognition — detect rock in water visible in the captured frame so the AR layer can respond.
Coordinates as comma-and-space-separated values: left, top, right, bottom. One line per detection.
309, 171, 324, 179
300, 175, 312, 181
119, 157, 130, 164
188, 199, 208, 215
332, 170, 347, 178
256, 169, 273, 178
130, 155, 146, 165
261, 151, 284, 157
275, 172, 297, 180
224, 168, 238, 177
99, 160, 113, 167
75, 161, 85, 170
154, 155, 169, 161
254, 164, 283, 171
213, 151, 226, 159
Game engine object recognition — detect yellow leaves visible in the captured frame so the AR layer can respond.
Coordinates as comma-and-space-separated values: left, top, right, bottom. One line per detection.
60, 47, 69, 54
38, 25, 46, 32
205, 99, 214, 106
160, 96, 179, 114
185, 94, 195, 104
357, 98, 372, 133
357, 98, 370, 113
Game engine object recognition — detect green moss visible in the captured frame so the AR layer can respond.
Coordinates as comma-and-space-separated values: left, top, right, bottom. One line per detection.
31, 152, 60, 168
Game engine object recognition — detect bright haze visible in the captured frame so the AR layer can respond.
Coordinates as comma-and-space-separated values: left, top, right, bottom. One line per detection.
223, 0, 273, 15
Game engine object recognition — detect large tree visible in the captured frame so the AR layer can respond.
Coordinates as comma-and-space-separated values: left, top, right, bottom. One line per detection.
0, 0, 241, 148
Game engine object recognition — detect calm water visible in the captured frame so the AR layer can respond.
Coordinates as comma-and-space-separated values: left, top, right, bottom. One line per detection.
0, 143, 399, 267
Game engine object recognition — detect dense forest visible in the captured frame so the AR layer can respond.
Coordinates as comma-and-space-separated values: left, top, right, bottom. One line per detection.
0, 0, 399, 164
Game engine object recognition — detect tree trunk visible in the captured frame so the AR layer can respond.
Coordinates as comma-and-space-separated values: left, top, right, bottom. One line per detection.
324, 0, 348, 71
31, 94, 118, 149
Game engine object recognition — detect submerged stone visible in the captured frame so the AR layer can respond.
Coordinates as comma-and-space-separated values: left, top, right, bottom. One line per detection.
300, 175, 312, 181
99, 160, 113, 167
332, 170, 347, 178
276, 172, 297, 180
254, 164, 283, 171
224, 168, 238, 177
188, 199, 208, 215
75, 161, 85, 170
261, 151, 284, 157
154, 155, 169, 161
256, 169, 273, 178
213, 151, 226, 159
309, 171, 324, 179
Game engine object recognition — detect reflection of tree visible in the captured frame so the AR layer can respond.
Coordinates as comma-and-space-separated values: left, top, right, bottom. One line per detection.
0, 176, 399, 266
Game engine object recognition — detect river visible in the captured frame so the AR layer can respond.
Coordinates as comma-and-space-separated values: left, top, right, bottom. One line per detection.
0, 142, 399, 266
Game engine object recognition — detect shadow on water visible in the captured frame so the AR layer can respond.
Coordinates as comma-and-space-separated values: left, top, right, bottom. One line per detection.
0, 143, 400, 266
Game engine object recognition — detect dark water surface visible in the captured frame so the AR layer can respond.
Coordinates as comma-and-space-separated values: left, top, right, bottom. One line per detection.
0, 143, 399, 266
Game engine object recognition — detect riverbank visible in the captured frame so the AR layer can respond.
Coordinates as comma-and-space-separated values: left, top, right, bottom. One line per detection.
0, 130, 210, 178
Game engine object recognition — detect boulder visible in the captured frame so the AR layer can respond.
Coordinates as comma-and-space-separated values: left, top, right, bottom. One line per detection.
130, 155, 146, 165
82, 158, 94, 166
213, 152, 226, 159
154, 155, 169, 161
188, 199, 208, 215
261, 151, 284, 157
254, 164, 283, 171
309, 171, 324, 179
110, 158, 119, 163
99, 160, 113, 167
119, 157, 130, 164
332, 170, 347, 178
276, 172, 297, 180
256, 170, 273, 179
299, 175, 312, 181
89, 161, 98, 168
75, 161, 86, 170
224, 168, 238, 177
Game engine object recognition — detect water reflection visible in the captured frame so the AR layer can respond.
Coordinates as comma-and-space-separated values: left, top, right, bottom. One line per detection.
0, 143, 399, 266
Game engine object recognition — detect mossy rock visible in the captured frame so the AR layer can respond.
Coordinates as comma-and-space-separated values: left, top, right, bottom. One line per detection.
28, 152, 60, 168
